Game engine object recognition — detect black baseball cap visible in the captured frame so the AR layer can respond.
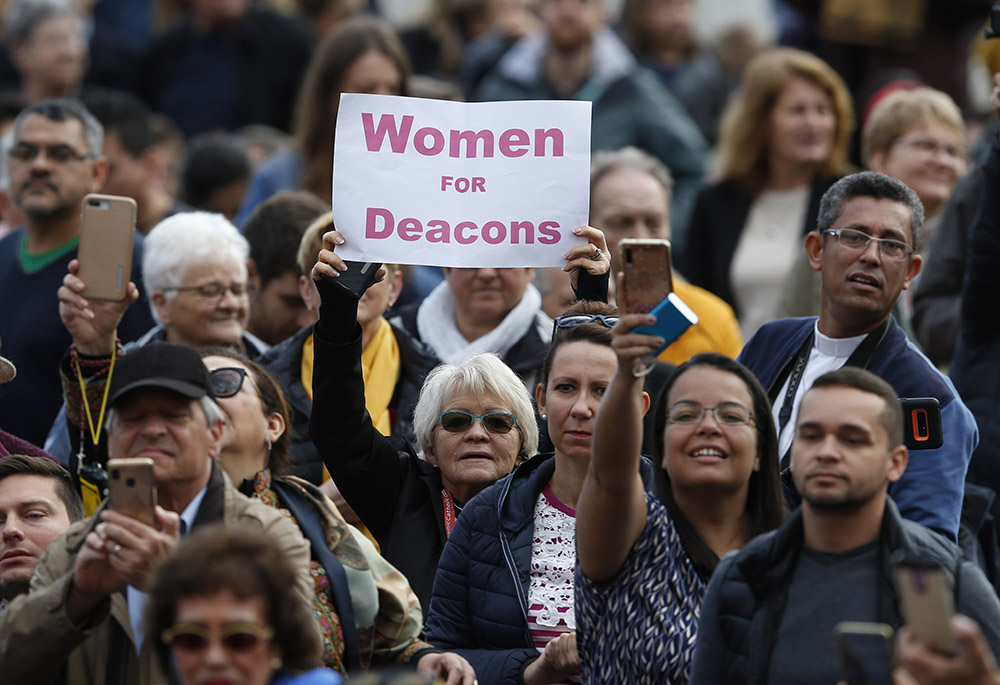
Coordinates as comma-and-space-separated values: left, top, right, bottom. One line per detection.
109, 342, 214, 406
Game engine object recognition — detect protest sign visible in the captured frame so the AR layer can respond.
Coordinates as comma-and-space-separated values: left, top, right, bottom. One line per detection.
332, 94, 592, 268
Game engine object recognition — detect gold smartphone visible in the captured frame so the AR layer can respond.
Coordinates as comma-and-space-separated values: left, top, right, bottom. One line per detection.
107, 458, 157, 528
77, 194, 137, 301
896, 564, 958, 656
618, 238, 673, 314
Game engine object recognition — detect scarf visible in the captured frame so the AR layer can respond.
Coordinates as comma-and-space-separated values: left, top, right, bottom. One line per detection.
416, 280, 544, 364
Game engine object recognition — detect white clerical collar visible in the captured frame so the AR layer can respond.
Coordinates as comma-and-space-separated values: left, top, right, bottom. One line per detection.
813, 320, 867, 357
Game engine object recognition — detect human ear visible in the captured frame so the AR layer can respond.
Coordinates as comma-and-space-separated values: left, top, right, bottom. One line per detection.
804, 231, 824, 271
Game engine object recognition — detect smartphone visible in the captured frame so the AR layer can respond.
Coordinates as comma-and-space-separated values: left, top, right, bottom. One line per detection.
77, 194, 137, 301
633, 292, 699, 355
900, 397, 943, 451
618, 239, 673, 314
834, 622, 895, 685
107, 458, 157, 528
330, 260, 382, 300
896, 563, 957, 656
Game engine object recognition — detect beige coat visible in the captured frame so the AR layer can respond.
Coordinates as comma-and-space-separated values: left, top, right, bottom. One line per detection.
0, 465, 313, 685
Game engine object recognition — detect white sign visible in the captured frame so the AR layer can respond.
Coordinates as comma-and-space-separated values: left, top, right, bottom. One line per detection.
332, 94, 592, 268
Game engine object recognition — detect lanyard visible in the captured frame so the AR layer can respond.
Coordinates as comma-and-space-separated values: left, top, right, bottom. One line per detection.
441, 489, 459, 538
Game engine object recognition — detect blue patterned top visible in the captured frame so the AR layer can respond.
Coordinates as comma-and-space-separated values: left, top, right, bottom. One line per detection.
575, 493, 706, 684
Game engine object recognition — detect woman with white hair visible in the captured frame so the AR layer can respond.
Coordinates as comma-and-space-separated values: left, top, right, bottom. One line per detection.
139, 211, 268, 357
309, 231, 539, 615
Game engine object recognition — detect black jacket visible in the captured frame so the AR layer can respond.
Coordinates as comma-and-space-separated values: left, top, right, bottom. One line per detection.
689, 500, 965, 684
310, 323, 447, 615
678, 176, 835, 315
260, 322, 439, 484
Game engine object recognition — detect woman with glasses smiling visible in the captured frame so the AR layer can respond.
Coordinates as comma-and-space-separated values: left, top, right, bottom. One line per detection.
575, 313, 785, 683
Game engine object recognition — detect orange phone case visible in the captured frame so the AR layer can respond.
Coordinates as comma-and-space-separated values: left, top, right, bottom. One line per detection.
618, 239, 673, 313
77, 194, 136, 301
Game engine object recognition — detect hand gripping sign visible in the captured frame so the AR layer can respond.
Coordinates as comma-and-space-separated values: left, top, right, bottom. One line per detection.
333, 94, 592, 268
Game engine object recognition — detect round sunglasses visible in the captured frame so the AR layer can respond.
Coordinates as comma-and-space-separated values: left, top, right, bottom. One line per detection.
161, 622, 274, 653
437, 410, 519, 434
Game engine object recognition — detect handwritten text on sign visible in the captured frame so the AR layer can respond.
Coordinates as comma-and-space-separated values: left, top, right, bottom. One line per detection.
333, 94, 592, 268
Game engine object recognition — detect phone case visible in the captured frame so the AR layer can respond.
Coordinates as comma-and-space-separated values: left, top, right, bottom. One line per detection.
896, 564, 957, 656
330, 260, 382, 299
834, 622, 895, 685
900, 397, 943, 450
619, 239, 673, 314
77, 194, 136, 301
107, 458, 157, 528
633, 292, 699, 355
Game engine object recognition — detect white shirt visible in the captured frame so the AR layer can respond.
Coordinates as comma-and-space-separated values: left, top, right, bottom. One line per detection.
127, 485, 207, 653
773, 322, 866, 459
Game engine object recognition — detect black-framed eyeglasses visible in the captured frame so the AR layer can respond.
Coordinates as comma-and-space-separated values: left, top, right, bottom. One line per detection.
210, 367, 248, 398
666, 401, 755, 426
437, 410, 519, 434
822, 228, 914, 261
162, 281, 251, 302
9, 142, 95, 163
552, 313, 619, 336
161, 622, 274, 653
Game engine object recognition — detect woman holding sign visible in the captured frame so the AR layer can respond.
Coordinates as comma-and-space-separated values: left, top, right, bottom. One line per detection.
574, 310, 785, 682
308, 226, 609, 616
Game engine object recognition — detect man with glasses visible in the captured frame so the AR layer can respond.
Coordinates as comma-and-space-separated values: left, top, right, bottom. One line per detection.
3, 341, 313, 685
691, 367, 1000, 684
738, 171, 976, 542
0, 98, 153, 447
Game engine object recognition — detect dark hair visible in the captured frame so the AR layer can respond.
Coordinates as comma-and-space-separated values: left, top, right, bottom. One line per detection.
243, 191, 330, 284
539, 300, 617, 390
653, 353, 785, 580
82, 89, 155, 159
146, 524, 321, 675
809, 367, 903, 447
294, 15, 411, 201
199, 348, 293, 477
180, 134, 251, 208
12, 97, 103, 156
0, 454, 84, 522
816, 170, 926, 251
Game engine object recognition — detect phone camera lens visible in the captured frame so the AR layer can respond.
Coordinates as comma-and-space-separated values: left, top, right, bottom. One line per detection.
111, 470, 119, 479
126, 477, 135, 487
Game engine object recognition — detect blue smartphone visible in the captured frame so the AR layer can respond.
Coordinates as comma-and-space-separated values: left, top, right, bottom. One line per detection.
633, 292, 699, 355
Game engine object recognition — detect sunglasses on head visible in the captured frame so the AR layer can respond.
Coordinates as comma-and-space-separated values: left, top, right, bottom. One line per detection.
552, 313, 619, 336
209, 367, 249, 398
437, 410, 519, 434
161, 622, 274, 653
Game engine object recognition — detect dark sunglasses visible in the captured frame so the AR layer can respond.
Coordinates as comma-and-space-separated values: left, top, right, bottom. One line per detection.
552, 313, 619, 336
438, 410, 519, 434
209, 367, 248, 398
161, 622, 274, 653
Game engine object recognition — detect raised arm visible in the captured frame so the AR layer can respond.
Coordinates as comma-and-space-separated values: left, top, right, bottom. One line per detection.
308, 232, 409, 541
575, 310, 657, 583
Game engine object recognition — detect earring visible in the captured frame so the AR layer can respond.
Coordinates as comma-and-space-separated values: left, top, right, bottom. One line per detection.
266, 438, 272, 452
270, 656, 283, 670
540, 413, 547, 420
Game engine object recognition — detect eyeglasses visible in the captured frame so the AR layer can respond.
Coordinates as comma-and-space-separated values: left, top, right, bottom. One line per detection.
890, 135, 964, 161
162, 281, 251, 302
161, 622, 274, 653
210, 367, 249, 398
822, 228, 914, 261
9, 142, 95, 163
552, 313, 619, 337
438, 410, 519, 434
666, 401, 754, 426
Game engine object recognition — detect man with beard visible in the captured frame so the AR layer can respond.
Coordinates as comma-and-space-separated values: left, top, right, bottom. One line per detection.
0, 455, 81, 607
690, 367, 1000, 684
737, 171, 976, 542
0, 98, 152, 446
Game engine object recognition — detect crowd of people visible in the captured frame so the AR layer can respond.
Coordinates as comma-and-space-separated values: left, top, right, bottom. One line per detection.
2, 0, 1000, 683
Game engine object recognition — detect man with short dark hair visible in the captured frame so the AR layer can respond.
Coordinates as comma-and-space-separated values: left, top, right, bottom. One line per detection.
0, 454, 81, 604
1, 341, 312, 684
690, 367, 1000, 684
0, 98, 153, 446
738, 171, 977, 540
243, 191, 328, 346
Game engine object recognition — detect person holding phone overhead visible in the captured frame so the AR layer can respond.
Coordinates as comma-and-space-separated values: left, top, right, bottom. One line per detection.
689, 367, 1000, 684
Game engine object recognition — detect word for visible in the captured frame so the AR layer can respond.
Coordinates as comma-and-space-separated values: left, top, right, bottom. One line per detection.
441, 176, 486, 192
362, 113, 565, 159
365, 207, 561, 245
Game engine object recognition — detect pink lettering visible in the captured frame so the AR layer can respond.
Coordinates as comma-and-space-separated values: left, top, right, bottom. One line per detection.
482, 221, 507, 245
449, 130, 495, 158
499, 129, 529, 157
426, 220, 451, 243
366, 207, 394, 238
510, 220, 534, 244
398, 218, 423, 241
538, 221, 561, 244
534, 128, 564, 157
362, 114, 414, 153
414, 127, 445, 155
455, 221, 478, 245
